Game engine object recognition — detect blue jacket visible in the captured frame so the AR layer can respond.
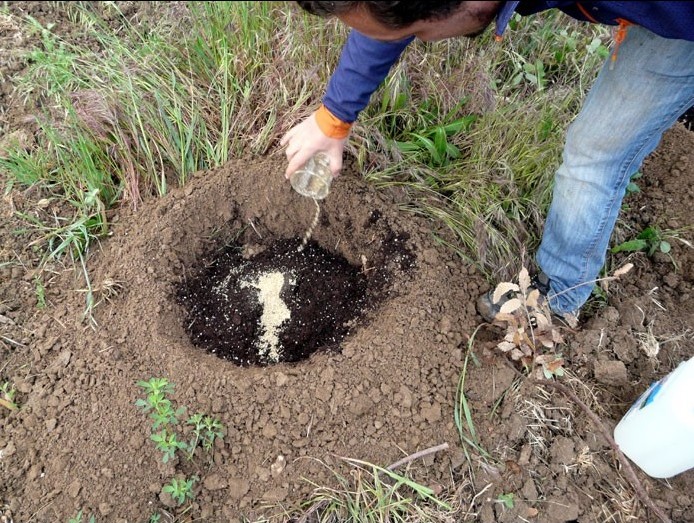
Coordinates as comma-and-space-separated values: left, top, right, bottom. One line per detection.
323, 1, 694, 124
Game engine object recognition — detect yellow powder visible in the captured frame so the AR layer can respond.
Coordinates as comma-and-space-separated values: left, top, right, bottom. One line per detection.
241, 271, 293, 362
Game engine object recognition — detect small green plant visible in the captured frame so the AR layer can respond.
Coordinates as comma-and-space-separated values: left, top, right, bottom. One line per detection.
162, 476, 198, 507
151, 429, 190, 464
136, 377, 223, 513
34, 275, 47, 309
1, 382, 18, 411
625, 170, 642, 195
496, 492, 515, 509
136, 377, 186, 430
612, 226, 671, 256
187, 413, 225, 453
136, 377, 224, 463
68, 510, 96, 523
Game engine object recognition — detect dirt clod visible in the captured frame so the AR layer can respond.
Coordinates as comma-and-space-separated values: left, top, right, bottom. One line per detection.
594, 360, 628, 385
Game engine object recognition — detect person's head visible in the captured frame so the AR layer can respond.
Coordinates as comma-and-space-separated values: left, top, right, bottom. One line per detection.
296, 1, 503, 42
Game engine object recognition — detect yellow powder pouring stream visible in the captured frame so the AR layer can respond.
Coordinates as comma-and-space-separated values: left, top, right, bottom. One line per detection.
298, 199, 320, 252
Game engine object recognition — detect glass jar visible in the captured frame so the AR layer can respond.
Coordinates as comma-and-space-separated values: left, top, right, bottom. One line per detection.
289, 152, 332, 200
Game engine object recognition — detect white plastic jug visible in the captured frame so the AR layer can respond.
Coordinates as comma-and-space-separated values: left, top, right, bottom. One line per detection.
613, 356, 694, 478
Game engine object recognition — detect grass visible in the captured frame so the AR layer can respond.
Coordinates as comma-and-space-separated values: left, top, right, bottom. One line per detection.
357, 11, 609, 279
1, 3, 345, 295
0, 4, 609, 286
276, 455, 458, 523
0, 2, 616, 521
454, 325, 492, 464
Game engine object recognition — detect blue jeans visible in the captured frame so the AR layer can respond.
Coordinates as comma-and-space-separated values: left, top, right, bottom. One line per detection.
537, 26, 694, 315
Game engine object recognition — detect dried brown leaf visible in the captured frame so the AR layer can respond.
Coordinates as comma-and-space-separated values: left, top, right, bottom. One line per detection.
494, 312, 518, 324
499, 298, 522, 315
534, 311, 550, 329
525, 288, 540, 309
537, 334, 554, 348
510, 348, 525, 360
533, 354, 554, 365
600, 278, 610, 293
512, 329, 523, 347
492, 282, 520, 304
613, 263, 634, 278
518, 267, 531, 294
497, 341, 517, 353
545, 357, 565, 373
0, 397, 17, 411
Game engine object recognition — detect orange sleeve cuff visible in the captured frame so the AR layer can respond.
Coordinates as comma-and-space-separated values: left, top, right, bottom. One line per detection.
315, 104, 352, 139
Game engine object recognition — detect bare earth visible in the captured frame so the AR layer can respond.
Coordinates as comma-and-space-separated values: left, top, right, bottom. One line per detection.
1, 3, 693, 523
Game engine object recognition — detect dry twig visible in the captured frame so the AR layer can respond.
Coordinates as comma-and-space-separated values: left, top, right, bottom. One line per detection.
386, 442, 450, 471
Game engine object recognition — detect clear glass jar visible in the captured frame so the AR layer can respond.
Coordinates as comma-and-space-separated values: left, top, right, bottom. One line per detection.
289, 152, 332, 200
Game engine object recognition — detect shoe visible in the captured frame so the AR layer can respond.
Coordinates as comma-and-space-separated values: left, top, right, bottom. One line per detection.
477, 272, 579, 328
476, 272, 551, 324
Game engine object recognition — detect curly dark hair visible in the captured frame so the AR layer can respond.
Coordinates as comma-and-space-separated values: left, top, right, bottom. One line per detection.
296, 1, 470, 29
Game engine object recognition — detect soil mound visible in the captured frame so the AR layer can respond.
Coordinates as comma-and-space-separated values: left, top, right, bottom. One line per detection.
3, 153, 488, 521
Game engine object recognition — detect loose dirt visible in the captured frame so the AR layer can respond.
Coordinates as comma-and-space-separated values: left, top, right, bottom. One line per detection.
1, 3, 693, 523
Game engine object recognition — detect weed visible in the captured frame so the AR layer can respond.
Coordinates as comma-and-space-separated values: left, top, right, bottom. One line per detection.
137, 377, 225, 463
394, 102, 476, 171
495, 492, 515, 509
187, 413, 224, 453
136, 377, 185, 430
294, 456, 455, 522
11, 203, 106, 325
611, 226, 671, 257
162, 476, 198, 507
455, 326, 492, 463
1, 382, 18, 411
151, 429, 189, 464
67, 510, 96, 523
136, 377, 223, 513
34, 275, 46, 309
625, 170, 643, 195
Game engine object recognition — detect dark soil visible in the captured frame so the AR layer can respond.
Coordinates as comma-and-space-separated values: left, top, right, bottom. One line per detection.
1, 3, 693, 523
177, 237, 379, 366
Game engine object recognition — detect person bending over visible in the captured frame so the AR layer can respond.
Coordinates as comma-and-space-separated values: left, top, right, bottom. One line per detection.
281, 1, 694, 323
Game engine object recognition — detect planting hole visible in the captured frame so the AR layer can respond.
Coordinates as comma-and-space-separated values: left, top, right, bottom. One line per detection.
176, 237, 371, 366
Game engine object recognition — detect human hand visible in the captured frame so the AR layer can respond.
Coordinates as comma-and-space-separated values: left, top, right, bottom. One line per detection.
280, 110, 348, 179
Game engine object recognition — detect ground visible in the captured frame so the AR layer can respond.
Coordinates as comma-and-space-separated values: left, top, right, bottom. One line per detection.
1, 3, 693, 523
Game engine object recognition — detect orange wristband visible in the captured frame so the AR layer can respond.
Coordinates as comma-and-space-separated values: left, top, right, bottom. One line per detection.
315, 104, 352, 139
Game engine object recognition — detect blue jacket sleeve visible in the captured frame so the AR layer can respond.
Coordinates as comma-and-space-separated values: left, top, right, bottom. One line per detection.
323, 30, 414, 123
